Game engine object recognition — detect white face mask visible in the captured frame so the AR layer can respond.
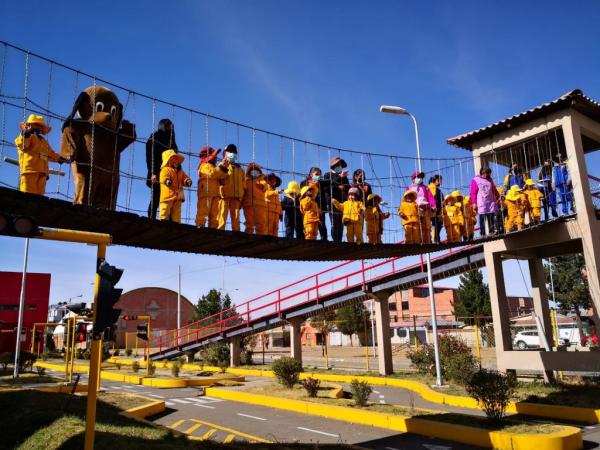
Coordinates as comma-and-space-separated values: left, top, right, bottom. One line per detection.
226, 152, 237, 162
250, 170, 260, 177
333, 166, 343, 174
415, 177, 423, 185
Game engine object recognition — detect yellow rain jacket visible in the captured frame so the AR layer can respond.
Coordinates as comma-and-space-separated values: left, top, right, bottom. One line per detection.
160, 150, 191, 203
265, 186, 282, 215
523, 186, 544, 209
242, 163, 268, 208
300, 196, 321, 224
198, 162, 227, 197
331, 199, 365, 224
365, 206, 384, 235
462, 195, 477, 237
15, 133, 61, 175
220, 163, 245, 200
504, 185, 528, 231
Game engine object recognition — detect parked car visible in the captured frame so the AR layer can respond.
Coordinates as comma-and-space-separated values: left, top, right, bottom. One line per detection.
513, 330, 566, 350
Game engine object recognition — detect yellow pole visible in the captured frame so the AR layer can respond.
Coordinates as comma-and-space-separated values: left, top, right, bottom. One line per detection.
146, 320, 151, 377
550, 308, 564, 382
69, 317, 77, 383
84, 241, 108, 450
64, 318, 71, 381
364, 316, 370, 371
135, 334, 138, 356
413, 315, 419, 348
324, 321, 329, 370
125, 332, 129, 351
30, 325, 35, 353
474, 317, 481, 362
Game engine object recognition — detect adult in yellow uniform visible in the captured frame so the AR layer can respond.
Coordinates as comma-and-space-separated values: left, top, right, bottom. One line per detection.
218, 144, 245, 231
196, 146, 227, 228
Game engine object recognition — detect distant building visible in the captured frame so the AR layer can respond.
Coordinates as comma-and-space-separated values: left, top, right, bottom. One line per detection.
47, 302, 73, 324
0, 271, 51, 353
114, 287, 195, 347
389, 286, 457, 322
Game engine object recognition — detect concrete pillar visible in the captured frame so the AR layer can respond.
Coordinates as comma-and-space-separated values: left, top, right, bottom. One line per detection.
562, 116, 600, 316
230, 337, 241, 367
288, 317, 303, 364
528, 257, 555, 383
371, 293, 393, 375
485, 249, 513, 372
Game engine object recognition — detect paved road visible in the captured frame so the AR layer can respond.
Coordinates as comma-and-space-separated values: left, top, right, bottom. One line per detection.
43, 368, 600, 449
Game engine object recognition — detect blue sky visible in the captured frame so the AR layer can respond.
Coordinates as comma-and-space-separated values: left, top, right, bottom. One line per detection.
1, 1, 599, 308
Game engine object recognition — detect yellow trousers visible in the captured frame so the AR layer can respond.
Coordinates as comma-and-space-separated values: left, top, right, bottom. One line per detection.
304, 222, 319, 240
445, 224, 462, 242
530, 207, 541, 223
266, 212, 280, 237
159, 200, 182, 223
20, 172, 47, 195
244, 205, 267, 235
505, 213, 524, 232
404, 223, 420, 244
345, 221, 363, 244
367, 233, 382, 244
419, 216, 431, 244
218, 198, 242, 231
196, 195, 220, 228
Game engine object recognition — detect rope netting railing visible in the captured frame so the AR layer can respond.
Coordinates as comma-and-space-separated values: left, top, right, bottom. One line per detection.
0, 41, 584, 247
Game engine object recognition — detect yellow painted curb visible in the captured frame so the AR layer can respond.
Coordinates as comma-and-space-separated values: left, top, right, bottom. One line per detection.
205, 388, 582, 450
121, 395, 166, 420
35, 383, 89, 393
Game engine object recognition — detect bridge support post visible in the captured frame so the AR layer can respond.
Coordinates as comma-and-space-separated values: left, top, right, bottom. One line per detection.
370, 293, 393, 375
289, 317, 303, 364
529, 257, 555, 383
230, 336, 241, 367
485, 250, 515, 376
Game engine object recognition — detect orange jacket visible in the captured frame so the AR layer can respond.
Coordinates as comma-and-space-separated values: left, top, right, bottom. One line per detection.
524, 188, 544, 209
242, 163, 268, 208
365, 206, 388, 235
265, 186, 282, 216
398, 201, 419, 225
15, 133, 61, 174
220, 163, 245, 200
300, 196, 320, 224
198, 162, 227, 197
160, 166, 191, 202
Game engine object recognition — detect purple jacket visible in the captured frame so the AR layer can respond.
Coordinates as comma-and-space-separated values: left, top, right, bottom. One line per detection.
470, 175, 498, 214
406, 184, 436, 209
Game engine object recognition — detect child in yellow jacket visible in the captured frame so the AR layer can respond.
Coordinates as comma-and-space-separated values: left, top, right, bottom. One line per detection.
196, 146, 227, 228
265, 173, 283, 237
332, 187, 365, 244
523, 179, 544, 224
398, 190, 420, 244
299, 185, 320, 240
443, 191, 464, 242
461, 195, 476, 241
504, 185, 528, 232
365, 194, 390, 244
160, 149, 192, 222
242, 163, 268, 235
15, 114, 66, 195
217, 144, 245, 231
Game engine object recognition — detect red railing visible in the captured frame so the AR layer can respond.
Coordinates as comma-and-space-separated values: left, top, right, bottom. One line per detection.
151, 243, 477, 353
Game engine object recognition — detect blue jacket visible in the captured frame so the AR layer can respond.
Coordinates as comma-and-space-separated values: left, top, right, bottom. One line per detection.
552, 164, 570, 188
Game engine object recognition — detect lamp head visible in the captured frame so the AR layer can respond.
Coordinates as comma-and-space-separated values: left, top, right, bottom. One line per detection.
380, 105, 409, 115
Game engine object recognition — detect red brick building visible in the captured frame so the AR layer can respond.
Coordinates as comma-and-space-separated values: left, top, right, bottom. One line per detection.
114, 287, 195, 347
389, 286, 457, 322
0, 271, 51, 353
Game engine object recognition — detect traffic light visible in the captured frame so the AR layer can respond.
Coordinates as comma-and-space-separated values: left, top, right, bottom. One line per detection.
136, 323, 148, 341
34, 329, 42, 343
67, 302, 92, 317
0, 214, 39, 238
76, 323, 88, 342
121, 315, 138, 321
94, 260, 123, 339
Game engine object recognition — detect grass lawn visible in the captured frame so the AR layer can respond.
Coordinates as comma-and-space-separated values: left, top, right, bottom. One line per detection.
0, 390, 355, 450
0, 369, 64, 391
238, 382, 562, 434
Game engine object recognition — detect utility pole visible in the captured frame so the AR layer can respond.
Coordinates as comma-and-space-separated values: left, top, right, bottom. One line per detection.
177, 265, 181, 330
13, 238, 30, 379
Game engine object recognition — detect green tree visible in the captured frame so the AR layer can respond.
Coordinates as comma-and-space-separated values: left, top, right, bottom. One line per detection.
193, 289, 235, 324
336, 303, 369, 346
309, 311, 335, 354
545, 255, 591, 320
452, 270, 491, 318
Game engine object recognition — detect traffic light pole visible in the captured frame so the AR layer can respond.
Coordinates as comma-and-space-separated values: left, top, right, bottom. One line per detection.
31, 227, 111, 450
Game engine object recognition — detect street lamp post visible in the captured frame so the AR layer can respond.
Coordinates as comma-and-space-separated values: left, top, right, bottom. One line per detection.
380, 105, 443, 387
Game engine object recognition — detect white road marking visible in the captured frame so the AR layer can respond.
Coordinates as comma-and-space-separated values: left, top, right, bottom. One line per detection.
378, 395, 385, 398
297, 427, 339, 437
385, 447, 402, 450
373, 390, 380, 394
147, 394, 165, 399
202, 396, 224, 403
170, 398, 191, 404
379, 400, 386, 404
191, 403, 215, 409
165, 401, 175, 406
236, 413, 267, 421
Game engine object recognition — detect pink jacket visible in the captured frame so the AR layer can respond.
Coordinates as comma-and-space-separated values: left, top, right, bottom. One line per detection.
470, 175, 498, 214
406, 184, 436, 209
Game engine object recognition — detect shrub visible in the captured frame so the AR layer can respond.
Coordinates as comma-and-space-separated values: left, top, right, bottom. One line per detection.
0, 352, 11, 372
300, 377, 320, 397
200, 342, 230, 367
242, 350, 253, 366
350, 379, 372, 407
112, 349, 120, 357
406, 334, 477, 385
132, 361, 140, 373
18, 351, 36, 372
36, 366, 46, 376
272, 357, 303, 388
466, 369, 516, 421
82, 350, 91, 360
171, 361, 181, 377
218, 359, 228, 373
148, 362, 156, 376
125, 348, 133, 357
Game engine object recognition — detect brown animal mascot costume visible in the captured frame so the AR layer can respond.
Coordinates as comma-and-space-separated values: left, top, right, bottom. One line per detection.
61, 86, 136, 209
